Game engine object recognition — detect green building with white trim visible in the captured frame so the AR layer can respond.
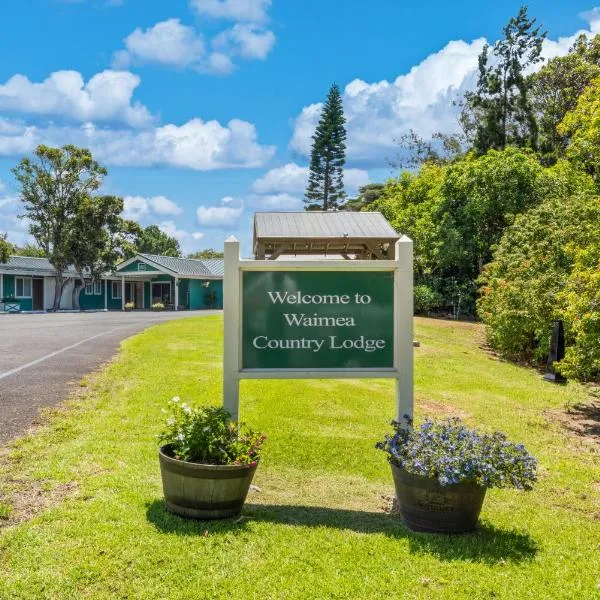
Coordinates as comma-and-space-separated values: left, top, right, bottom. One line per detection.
0, 253, 224, 312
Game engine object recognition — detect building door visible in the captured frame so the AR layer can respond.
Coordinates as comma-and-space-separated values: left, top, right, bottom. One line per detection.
32, 278, 44, 311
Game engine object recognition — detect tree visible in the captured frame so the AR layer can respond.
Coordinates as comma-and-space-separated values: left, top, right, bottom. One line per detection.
12, 242, 46, 258
388, 130, 465, 170
559, 76, 600, 182
530, 34, 600, 165
0, 233, 12, 263
133, 225, 181, 257
188, 248, 224, 259
342, 183, 386, 211
478, 192, 600, 380
13, 145, 107, 311
462, 6, 546, 154
305, 84, 347, 210
67, 195, 138, 310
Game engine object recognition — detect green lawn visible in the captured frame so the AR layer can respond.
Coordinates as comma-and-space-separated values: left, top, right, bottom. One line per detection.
0, 316, 599, 599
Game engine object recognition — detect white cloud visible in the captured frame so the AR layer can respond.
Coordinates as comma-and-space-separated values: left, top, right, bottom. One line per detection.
290, 10, 600, 165
123, 195, 183, 221
190, 0, 271, 23
123, 195, 151, 220
149, 196, 183, 216
252, 162, 369, 195
0, 190, 30, 246
249, 192, 303, 211
0, 70, 152, 127
196, 196, 244, 228
113, 19, 205, 69
213, 24, 275, 60
157, 221, 206, 254
0, 117, 275, 171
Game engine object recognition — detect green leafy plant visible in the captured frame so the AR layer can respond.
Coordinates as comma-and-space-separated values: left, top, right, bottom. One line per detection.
377, 416, 537, 490
124, 302, 135, 309
159, 398, 266, 466
152, 302, 165, 311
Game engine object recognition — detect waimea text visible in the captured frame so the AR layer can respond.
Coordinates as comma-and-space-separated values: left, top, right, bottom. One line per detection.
249, 289, 386, 354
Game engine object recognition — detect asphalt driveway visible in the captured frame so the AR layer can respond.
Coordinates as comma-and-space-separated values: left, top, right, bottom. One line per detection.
0, 311, 219, 444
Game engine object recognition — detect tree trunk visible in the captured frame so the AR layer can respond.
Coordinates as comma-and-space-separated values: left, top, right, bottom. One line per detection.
72, 274, 85, 311
52, 270, 64, 312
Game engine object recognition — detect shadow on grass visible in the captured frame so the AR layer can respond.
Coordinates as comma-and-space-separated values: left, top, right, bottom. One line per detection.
146, 500, 537, 564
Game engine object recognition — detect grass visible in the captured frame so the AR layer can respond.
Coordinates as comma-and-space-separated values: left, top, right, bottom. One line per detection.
0, 315, 599, 599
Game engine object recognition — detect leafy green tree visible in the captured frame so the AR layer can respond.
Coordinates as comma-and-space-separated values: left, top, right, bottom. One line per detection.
0, 233, 12, 263
559, 76, 600, 182
12, 242, 46, 258
187, 249, 224, 259
68, 195, 139, 310
342, 183, 386, 211
478, 192, 600, 380
13, 145, 107, 311
530, 34, 600, 165
305, 84, 347, 210
133, 225, 181, 257
462, 6, 545, 154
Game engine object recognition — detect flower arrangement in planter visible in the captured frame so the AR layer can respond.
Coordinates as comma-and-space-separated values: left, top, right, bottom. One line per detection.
124, 301, 135, 311
377, 416, 537, 533
152, 302, 165, 311
158, 398, 266, 519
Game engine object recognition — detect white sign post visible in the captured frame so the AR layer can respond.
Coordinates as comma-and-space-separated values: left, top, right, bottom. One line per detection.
223, 235, 414, 422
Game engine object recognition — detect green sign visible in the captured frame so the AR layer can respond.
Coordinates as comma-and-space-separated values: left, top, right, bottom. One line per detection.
242, 271, 394, 369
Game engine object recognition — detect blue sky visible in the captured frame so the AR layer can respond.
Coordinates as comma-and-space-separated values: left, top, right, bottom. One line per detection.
0, 0, 598, 255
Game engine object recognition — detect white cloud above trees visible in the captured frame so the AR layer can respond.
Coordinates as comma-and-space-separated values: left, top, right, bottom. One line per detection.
290, 10, 600, 166
196, 196, 244, 227
0, 117, 275, 170
0, 70, 152, 127
112, 19, 206, 69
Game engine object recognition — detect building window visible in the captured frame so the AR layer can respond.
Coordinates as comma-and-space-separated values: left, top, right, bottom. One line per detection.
85, 282, 94, 295
16, 277, 32, 298
93, 280, 102, 295
112, 281, 122, 300
138, 263, 148, 271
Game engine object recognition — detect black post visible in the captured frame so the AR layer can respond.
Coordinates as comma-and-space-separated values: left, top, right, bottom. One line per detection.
543, 320, 566, 383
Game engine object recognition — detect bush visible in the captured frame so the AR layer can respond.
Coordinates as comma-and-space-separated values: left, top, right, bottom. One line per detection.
478, 193, 600, 369
557, 244, 600, 380
414, 285, 443, 314
159, 398, 266, 466
376, 417, 537, 490
124, 302, 135, 309
152, 302, 165, 311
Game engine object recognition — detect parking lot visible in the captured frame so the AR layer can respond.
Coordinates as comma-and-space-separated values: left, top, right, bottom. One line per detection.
0, 311, 219, 443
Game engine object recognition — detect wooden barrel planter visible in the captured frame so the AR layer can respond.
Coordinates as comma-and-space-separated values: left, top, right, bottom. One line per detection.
159, 445, 258, 519
391, 464, 486, 533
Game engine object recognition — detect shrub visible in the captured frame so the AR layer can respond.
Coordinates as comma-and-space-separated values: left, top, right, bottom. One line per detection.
478, 193, 600, 368
377, 417, 537, 490
414, 285, 443, 314
124, 302, 135, 309
159, 398, 266, 466
152, 302, 165, 311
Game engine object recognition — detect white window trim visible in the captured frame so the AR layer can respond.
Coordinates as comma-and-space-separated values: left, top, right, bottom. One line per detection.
93, 280, 102, 295
111, 281, 122, 300
16, 276, 32, 298
85, 282, 94, 295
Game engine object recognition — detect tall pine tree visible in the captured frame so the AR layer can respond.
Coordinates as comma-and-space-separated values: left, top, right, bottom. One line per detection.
461, 6, 546, 154
305, 84, 347, 211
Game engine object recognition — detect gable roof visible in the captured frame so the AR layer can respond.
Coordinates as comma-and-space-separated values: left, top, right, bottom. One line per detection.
121, 254, 225, 278
254, 211, 399, 240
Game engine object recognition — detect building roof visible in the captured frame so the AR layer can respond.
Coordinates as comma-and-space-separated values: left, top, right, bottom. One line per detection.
137, 254, 224, 278
254, 211, 399, 240
1, 254, 225, 279
0, 256, 79, 276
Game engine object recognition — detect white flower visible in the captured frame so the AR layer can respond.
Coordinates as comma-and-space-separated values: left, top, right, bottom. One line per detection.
182, 403, 192, 415
171, 396, 180, 403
